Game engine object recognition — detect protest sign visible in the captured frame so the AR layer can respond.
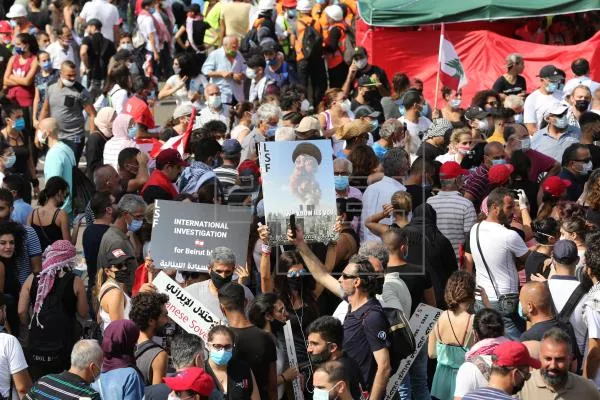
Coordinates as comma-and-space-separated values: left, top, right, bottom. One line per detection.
151, 200, 252, 272
153, 271, 220, 342
258, 140, 337, 245
283, 321, 304, 400
385, 303, 441, 400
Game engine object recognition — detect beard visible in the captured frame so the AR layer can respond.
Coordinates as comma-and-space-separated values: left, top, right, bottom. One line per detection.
541, 368, 568, 387
498, 209, 512, 227
309, 350, 331, 365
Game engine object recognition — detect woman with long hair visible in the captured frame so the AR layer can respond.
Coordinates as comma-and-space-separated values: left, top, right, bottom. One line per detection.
0, 222, 24, 335
317, 88, 352, 153
560, 216, 590, 286
101, 63, 131, 114
230, 102, 254, 142
95, 254, 132, 332
158, 53, 200, 105
525, 218, 559, 280
205, 325, 260, 400
429, 271, 476, 400
366, 191, 413, 238
18, 240, 87, 380
3, 33, 39, 125
440, 86, 464, 122
86, 107, 116, 181
27, 176, 70, 252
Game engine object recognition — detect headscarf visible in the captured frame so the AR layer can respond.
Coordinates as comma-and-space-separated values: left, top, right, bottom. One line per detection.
104, 113, 138, 170
465, 336, 510, 361
101, 320, 140, 373
94, 107, 116, 138
30, 240, 77, 328
112, 113, 134, 140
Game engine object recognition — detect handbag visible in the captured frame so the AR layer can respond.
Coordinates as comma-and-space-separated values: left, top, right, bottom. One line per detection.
475, 223, 519, 315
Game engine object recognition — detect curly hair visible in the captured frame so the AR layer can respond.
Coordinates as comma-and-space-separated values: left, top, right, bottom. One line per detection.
473, 308, 504, 339
470, 90, 500, 109
318, 88, 343, 112
0, 221, 25, 262
557, 201, 586, 220
587, 172, 600, 211
585, 232, 600, 280
444, 270, 476, 311
130, 292, 169, 331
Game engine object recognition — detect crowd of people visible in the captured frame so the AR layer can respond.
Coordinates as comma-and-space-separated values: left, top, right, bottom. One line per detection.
0, 0, 596, 399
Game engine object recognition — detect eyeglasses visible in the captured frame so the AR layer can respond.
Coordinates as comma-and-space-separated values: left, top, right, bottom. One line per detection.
515, 368, 531, 381
209, 343, 233, 351
341, 273, 358, 280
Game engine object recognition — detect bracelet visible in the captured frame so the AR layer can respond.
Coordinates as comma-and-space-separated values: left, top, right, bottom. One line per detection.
261, 244, 271, 254
280, 374, 286, 383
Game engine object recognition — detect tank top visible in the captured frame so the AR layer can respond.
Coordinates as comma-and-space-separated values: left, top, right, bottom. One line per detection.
7, 55, 35, 107
98, 281, 131, 332
31, 208, 63, 253
321, 110, 345, 154
135, 340, 164, 385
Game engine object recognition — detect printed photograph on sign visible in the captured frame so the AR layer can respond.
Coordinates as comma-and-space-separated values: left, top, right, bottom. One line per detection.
259, 140, 337, 245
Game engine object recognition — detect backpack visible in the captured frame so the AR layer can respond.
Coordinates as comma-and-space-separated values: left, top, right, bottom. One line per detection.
299, 19, 322, 61
341, 23, 356, 65
72, 166, 96, 216
552, 284, 586, 368
240, 17, 278, 60
362, 305, 416, 372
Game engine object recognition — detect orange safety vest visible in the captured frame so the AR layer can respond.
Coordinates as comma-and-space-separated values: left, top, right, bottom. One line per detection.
311, 4, 329, 33
340, 0, 357, 25
295, 14, 322, 62
325, 22, 346, 69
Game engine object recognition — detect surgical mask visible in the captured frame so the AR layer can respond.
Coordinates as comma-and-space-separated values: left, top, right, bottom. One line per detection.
120, 43, 134, 51
42, 60, 52, 71
36, 130, 47, 144
265, 58, 275, 66
12, 117, 25, 131
519, 137, 531, 150
128, 125, 138, 139
421, 102, 430, 117
287, 9, 296, 18
8, 20, 16, 28
149, 7, 156, 13
334, 175, 349, 191
513, 113, 524, 124
267, 125, 277, 138
355, 58, 367, 69
518, 302, 525, 320
594, 140, 600, 147
14, 46, 24, 55
370, 119, 379, 131
477, 119, 489, 132
553, 114, 568, 129
492, 158, 506, 166
61, 78, 75, 87
449, 99, 462, 108
128, 62, 139, 75
313, 383, 339, 400
457, 145, 471, 155
173, 65, 181, 74
339, 99, 351, 114
127, 218, 143, 232
245, 67, 256, 80
300, 99, 311, 113
582, 161, 593, 175
148, 90, 156, 100
575, 99, 590, 112
210, 349, 233, 366
3, 154, 15, 169
210, 271, 232, 289
207, 95, 222, 109
546, 82, 558, 93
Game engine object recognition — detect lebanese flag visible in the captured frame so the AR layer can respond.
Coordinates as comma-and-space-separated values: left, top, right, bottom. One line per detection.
438, 32, 468, 91
150, 107, 196, 158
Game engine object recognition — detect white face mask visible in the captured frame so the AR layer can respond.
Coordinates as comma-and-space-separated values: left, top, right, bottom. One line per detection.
120, 43, 134, 51
355, 58, 368, 69
207, 95, 222, 109
339, 99, 351, 114
519, 137, 530, 151
449, 99, 462, 109
36, 130, 47, 144
245, 67, 256, 80
300, 99, 311, 113
61, 78, 75, 87
513, 113, 524, 123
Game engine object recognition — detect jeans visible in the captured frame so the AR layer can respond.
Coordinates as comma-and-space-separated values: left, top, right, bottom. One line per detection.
399, 345, 431, 400
475, 300, 524, 340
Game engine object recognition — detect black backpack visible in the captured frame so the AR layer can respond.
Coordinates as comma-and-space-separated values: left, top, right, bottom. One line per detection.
299, 19, 322, 61
552, 284, 587, 368
240, 17, 277, 61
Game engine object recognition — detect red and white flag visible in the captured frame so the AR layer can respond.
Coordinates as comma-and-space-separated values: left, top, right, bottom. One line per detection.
195, 240, 205, 247
438, 32, 467, 91
150, 106, 196, 158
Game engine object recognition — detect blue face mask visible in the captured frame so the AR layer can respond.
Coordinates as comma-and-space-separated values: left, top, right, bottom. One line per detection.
265, 58, 275, 66
370, 119, 379, 131
3, 154, 16, 169
546, 82, 558, 93
14, 46, 24, 55
128, 125, 139, 139
42, 60, 52, 71
518, 302, 526, 320
334, 175, 349, 191
287, 9, 297, 18
267, 125, 277, 138
421, 102, 430, 117
492, 159, 506, 166
210, 349, 233, 366
127, 218, 143, 232
149, 7, 156, 13
13, 117, 25, 131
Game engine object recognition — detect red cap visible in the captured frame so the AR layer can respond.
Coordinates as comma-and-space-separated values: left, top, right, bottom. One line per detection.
0, 21, 12, 33
156, 148, 189, 169
439, 161, 469, 179
124, 97, 156, 129
493, 341, 541, 369
488, 164, 514, 185
163, 367, 215, 395
282, 0, 297, 7
542, 175, 572, 197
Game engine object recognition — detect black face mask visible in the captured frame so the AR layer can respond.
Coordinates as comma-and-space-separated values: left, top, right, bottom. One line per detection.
114, 267, 129, 283
270, 318, 285, 333
575, 99, 590, 112
210, 270, 232, 289
364, 90, 378, 103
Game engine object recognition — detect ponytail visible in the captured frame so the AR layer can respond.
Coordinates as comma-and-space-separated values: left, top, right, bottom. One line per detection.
38, 188, 48, 206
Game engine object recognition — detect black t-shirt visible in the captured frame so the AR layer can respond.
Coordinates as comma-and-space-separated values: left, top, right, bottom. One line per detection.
404, 184, 433, 211
28, 10, 51, 30
492, 75, 527, 96
524, 251, 550, 281
342, 297, 390, 388
82, 224, 110, 287
85, 131, 109, 181
519, 318, 579, 357
205, 358, 254, 400
81, 33, 116, 80
306, 352, 365, 400
587, 144, 600, 170
386, 264, 432, 315
230, 326, 277, 400
142, 185, 175, 204
353, 65, 391, 100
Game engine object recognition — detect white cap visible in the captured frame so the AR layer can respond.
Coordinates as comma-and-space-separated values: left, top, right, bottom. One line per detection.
6, 4, 27, 18
544, 102, 569, 117
296, 0, 312, 12
275, 126, 296, 142
324, 5, 343, 22
173, 103, 194, 119
258, 0, 276, 11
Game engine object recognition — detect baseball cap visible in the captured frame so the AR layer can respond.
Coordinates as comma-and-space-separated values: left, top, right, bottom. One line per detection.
493, 341, 541, 369
553, 240, 579, 263
464, 106, 490, 121
6, 4, 27, 18
296, 0, 312, 12
173, 103, 194, 120
324, 5, 343, 22
221, 139, 242, 158
423, 118, 453, 140
105, 248, 134, 266
439, 161, 469, 179
0, 21, 12, 33
542, 175, 572, 197
544, 103, 568, 117
488, 164, 514, 185
355, 105, 380, 118
156, 148, 189, 169
353, 46, 367, 59
163, 367, 215, 396
357, 75, 377, 87
282, 0, 297, 7
296, 116, 321, 133
538, 65, 562, 81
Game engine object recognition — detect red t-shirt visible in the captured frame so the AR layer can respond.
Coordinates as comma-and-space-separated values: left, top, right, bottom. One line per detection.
526, 149, 556, 182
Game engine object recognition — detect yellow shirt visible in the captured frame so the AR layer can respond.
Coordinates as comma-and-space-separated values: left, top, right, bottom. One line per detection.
486, 131, 506, 145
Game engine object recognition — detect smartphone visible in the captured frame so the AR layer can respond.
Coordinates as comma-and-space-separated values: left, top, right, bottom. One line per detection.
289, 214, 296, 239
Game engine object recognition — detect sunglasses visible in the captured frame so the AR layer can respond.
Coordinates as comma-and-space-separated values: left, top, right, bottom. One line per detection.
287, 270, 310, 278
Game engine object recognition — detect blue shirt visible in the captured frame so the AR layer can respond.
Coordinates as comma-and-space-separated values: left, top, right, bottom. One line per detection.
201, 47, 246, 104
10, 199, 32, 226
44, 141, 76, 215
530, 125, 581, 162
16, 225, 42, 285
462, 387, 514, 400
91, 368, 144, 400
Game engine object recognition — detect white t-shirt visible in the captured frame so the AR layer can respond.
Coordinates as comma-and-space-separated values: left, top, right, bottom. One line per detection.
165, 74, 190, 106
470, 221, 529, 300
398, 115, 430, 154
230, 124, 250, 141
137, 14, 160, 52
79, 0, 119, 42
435, 152, 459, 164
360, 176, 406, 243
108, 84, 129, 114
454, 357, 490, 398
46, 41, 76, 70
0, 333, 28, 400
523, 89, 563, 128
548, 276, 587, 354
585, 307, 600, 388
186, 280, 254, 320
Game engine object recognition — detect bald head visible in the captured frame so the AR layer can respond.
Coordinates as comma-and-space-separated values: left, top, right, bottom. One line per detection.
520, 281, 552, 319
94, 165, 119, 193
484, 141, 504, 157
205, 83, 220, 98
39, 118, 59, 139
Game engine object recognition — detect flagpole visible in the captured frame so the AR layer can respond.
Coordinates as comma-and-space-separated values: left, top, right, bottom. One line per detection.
433, 23, 444, 112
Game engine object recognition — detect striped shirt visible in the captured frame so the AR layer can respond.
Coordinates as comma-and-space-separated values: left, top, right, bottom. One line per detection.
214, 165, 238, 199
427, 190, 477, 259
17, 225, 42, 285
462, 387, 514, 400
25, 371, 100, 400
463, 164, 490, 211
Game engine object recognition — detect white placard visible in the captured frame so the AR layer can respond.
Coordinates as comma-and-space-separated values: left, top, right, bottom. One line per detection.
283, 320, 304, 400
385, 303, 442, 399
153, 271, 220, 342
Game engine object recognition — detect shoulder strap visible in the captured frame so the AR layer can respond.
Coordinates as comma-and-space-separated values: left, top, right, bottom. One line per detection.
135, 340, 162, 360
99, 285, 118, 303
556, 284, 587, 324
475, 223, 500, 298
35, 209, 51, 244
51, 208, 61, 225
